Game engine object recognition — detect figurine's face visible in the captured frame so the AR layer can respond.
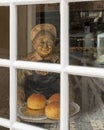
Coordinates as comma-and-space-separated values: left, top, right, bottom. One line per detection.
33, 33, 54, 57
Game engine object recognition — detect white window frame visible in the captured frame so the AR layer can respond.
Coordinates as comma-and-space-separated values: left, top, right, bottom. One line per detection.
0, 0, 104, 130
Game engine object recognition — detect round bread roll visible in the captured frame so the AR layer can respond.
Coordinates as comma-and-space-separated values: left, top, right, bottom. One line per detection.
27, 93, 46, 110
45, 102, 60, 120
48, 93, 60, 104
26, 108, 45, 117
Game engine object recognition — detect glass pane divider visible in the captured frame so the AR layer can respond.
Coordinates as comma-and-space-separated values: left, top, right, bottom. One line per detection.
12, 122, 47, 130
0, 0, 10, 5
10, 3, 17, 130
10, 3, 17, 62
60, 0, 69, 130
60, 72, 69, 130
12, 0, 61, 5
68, 0, 98, 2
0, 59, 10, 67
0, 118, 10, 128
13, 60, 61, 73
0, 0, 60, 6
60, 1, 69, 66
65, 65, 104, 78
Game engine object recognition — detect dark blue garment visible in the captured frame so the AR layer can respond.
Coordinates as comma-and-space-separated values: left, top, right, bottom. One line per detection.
24, 71, 60, 100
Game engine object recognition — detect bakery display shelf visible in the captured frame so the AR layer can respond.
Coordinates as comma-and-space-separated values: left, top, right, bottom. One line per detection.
17, 102, 80, 124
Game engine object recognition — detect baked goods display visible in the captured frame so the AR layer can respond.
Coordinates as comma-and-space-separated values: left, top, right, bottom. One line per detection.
48, 93, 60, 104
27, 93, 46, 110
27, 93, 60, 120
18, 93, 80, 122
45, 102, 60, 120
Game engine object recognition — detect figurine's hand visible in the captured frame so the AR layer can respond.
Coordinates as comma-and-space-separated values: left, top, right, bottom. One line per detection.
35, 71, 49, 76
17, 69, 32, 85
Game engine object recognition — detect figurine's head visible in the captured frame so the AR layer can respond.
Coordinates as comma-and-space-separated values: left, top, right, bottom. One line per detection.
31, 24, 57, 57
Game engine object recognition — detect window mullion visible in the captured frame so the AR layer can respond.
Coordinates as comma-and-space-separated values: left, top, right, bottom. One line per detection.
0, 118, 10, 128
12, 122, 47, 130
13, 61, 61, 73
10, 3, 17, 130
65, 65, 104, 78
68, 0, 98, 2
60, 0, 69, 130
0, 0, 10, 6
12, 0, 60, 5
0, 59, 10, 67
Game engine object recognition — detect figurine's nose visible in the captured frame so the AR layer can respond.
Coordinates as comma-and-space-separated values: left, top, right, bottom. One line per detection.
43, 37, 48, 42
43, 42, 48, 48
43, 38, 48, 47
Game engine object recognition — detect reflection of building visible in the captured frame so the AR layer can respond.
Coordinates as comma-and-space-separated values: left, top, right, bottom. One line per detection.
97, 33, 104, 57
36, 4, 60, 39
36, 11, 60, 38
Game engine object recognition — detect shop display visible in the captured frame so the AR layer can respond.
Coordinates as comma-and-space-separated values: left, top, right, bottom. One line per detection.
17, 23, 80, 124
17, 23, 60, 104
17, 23, 61, 124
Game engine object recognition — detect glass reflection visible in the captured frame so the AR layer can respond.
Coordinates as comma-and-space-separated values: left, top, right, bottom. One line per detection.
69, 1, 104, 67
69, 75, 104, 130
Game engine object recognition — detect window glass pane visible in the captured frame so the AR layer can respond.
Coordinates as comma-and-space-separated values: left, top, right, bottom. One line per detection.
0, 7, 9, 59
69, 1, 104, 67
17, 69, 60, 129
0, 67, 9, 119
17, 4, 60, 64
69, 75, 104, 130
0, 126, 9, 130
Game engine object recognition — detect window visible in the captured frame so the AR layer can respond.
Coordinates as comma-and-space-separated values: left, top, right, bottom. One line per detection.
0, 0, 104, 130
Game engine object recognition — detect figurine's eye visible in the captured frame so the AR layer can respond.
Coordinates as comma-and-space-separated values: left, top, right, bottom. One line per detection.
38, 39, 53, 46
38, 40, 44, 45
47, 40, 53, 45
